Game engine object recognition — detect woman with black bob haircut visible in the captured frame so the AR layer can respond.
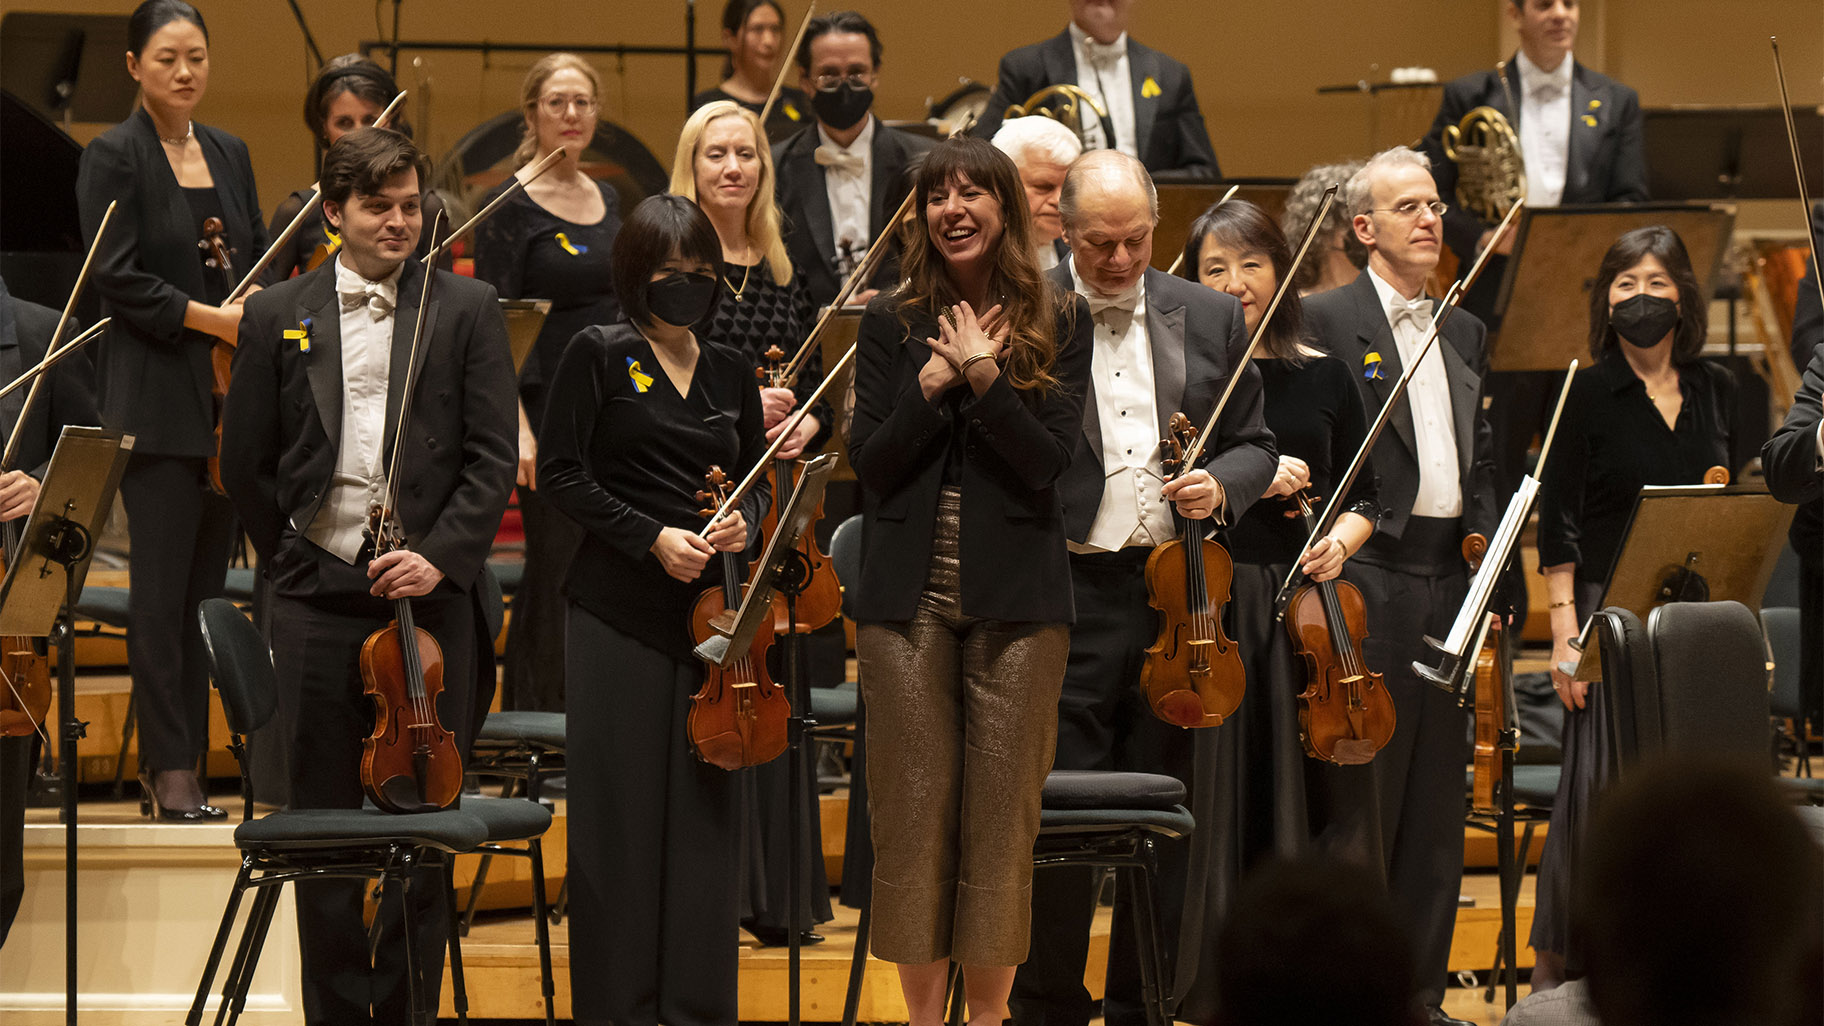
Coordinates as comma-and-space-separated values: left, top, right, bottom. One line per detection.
260, 54, 448, 285
536, 192, 769, 1026
77, 0, 268, 821
1527, 223, 1736, 990
1170, 198, 1382, 1020
848, 134, 1091, 1026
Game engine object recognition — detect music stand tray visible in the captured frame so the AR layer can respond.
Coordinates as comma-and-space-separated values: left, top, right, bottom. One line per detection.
1489, 203, 1736, 372
820, 308, 862, 481
1643, 105, 1824, 200
0, 427, 131, 637
498, 298, 551, 375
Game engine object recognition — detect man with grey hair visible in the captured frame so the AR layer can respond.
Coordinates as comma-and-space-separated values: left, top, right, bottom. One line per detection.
1011, 148, 1276, 1026
991, 115, 1084, 269
1304, 146, 1498, 1026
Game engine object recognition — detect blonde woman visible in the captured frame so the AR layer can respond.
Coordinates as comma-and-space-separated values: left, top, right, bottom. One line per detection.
474, 52, 621, 712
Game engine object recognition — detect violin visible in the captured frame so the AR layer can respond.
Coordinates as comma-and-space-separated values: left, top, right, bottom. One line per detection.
199, 215, 237, 495
1468, 610, 1513, 817
0, 508, 51, 741
1285, 490, 1394, 764
358, 504, 462, 812
688, 466, 789, 770
754, 344, 841, 632
1139, 413, 1245, 728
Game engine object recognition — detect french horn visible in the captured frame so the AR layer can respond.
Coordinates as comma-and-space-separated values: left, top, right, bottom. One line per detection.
1442, 105, 1527, 223
1003, 83, 1108, 149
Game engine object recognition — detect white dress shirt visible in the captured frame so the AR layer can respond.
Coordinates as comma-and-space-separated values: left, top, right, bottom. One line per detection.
1068, 22, 1138, 160
1070, 259, 1174, 553
1515, 49, 1573, 208
1367, 266, 1462, 518
307, 255, 399, 563
817, 118, 875, 279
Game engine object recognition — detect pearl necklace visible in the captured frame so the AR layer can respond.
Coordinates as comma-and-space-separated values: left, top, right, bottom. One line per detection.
159, 122, 194, 146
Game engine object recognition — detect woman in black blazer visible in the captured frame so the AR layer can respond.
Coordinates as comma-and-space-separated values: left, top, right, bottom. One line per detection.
848, 136, 1091, 1025
76, 0, 267, 820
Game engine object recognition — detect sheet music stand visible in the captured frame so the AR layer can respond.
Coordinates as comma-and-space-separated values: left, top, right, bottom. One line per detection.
0, 14, 135, 126
0, 426, 133, 1026
1489, 203, 1736, 371
818, 308, 862, 482
1643, 105, 1824, 200
1153, 180, 1296, 273
497, 298, 551, 375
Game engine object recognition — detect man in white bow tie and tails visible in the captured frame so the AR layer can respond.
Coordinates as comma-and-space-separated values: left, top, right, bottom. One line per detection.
1303, 147, 1500, 1026
220, 126, 517, 1026
1011, 149, 1275, 1026
771, 10, 933, 309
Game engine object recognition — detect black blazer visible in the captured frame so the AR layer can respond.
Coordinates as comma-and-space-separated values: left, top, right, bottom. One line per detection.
847, 290, 1093, 624
1765, 342, 1824, 514
220, 259, 517, 592
772, 117, 934, 308
1422, 58, 1647, 262
1303, 270, 1498, 542
0, 282, 102, 475
973, 30, 1219, 180
1781, 203, 1824, 570
1045, 265, 1276, 542
76, 108, 269, 457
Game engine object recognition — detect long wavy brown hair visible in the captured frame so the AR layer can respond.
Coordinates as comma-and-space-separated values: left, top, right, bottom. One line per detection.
893, 136, 1064, 393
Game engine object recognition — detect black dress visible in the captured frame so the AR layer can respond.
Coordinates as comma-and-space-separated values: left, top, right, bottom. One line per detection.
691, 84, 812, 145
473, 175, 622, 712
258, 186, 450, 286
1174, 353, 1383, 1020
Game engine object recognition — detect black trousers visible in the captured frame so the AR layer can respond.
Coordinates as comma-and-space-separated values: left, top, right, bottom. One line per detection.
501, 484, 582, 711
565, 604, 738, 1026
120, 454, 236, 771
1349, 529, 1470, 1011
0, 733, 30, 947
272, 571, 476, 1026
1010, 550, 1191, 1026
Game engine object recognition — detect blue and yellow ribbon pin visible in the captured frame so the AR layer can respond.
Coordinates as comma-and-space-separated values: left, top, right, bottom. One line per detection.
625, 356, 654, 393
782, 100, 802, 122
1582, 99, 1600, 128
555, 231, 587, 256
1140, 76, 1162, 99
1363, 351, 1383, 380
283, 317, 313, 353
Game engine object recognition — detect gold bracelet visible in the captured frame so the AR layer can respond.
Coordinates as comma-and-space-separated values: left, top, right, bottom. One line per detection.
959, 351, 996, 374
1548, 598, 1575, 609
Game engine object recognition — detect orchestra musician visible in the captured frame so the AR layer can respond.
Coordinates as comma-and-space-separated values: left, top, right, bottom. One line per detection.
1281, 162, 1367, 296
1531, 226, 1737, 990
848, 136, 1091, 1026
990, 115, 1084, 271
259, 54, 449, 286
669, 98, 831, 946
1011, 151, 1276, 1026
535, 195, 768, 1026
75, 0, 268, 822
473, 52, 623, 713
772, 10, 934, 309
220, 126, 516, 1025
1168, 198, 1382, 1022
0, 274, 102, 952
1301, 148, 1498, 1026
691, 0, 813, 144
1780, 202, 1824, 750
972, 0, 1220, 180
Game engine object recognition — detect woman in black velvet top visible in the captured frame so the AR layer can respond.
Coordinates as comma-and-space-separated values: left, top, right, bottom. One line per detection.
537, 195, 766, 1026
1170, 199, 1383, 1022
690, 0, 812, 143
473, 52, 623, 712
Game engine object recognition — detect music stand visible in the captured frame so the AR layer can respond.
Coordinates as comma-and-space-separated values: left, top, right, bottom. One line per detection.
1643, 105, 1824, 200
497, 298, 550, 375
0, 14, 135, 127
818, 309, 863, 482
0, 426, 133, 1026
1489, 203, 1737, 371
1153, 179, 1296, 273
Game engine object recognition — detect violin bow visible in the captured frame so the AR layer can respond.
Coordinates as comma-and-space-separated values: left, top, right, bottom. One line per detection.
1176, 184, 1337, 472
422, 147, 566, 267
1274, 198, 1526, 609
378, 210, 447, 524
758, 1, 817, 126
1773, 37, 1824, 318
228, 90, 409, 301
1163, 183, 1239, 278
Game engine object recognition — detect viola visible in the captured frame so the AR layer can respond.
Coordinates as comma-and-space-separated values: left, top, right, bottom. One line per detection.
198, 215, 237, 495
1284, 490, 1394, 764
688, 466, 789, 769
754, 344, 841, 632
1468, 611, 1513, 817
1139, 413, 1245, 728
358, 505, 462, 812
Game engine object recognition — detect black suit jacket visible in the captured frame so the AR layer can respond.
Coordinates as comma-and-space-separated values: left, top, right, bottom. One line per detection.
1045, 265, 1275, 541
221, 259, 517, 593
76, 108, 269, 457
772, 118, 934, 308
1766, 338, 1824, 530
1782, 203, 1824, 568
847, 290, 1093, 624
973, 30, 1219, 179
1303, 270, 1498, 542
0, 282, 102, 476
1422, 58, 1647, 262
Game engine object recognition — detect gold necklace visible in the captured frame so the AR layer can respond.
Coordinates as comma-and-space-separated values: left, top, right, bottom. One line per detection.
724, 257, 753, 303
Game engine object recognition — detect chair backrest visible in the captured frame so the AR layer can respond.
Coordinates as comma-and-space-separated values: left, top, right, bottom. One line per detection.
1591, 607, 1657, 763
1648, 600, 1771, 759
197, 598, 277, 738
1761, 606, 1803, 719
830, 514, 862, 621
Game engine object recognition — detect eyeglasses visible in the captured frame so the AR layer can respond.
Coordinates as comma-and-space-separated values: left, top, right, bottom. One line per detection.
539, 94, 599, 116
813, 72, 871, 92
1370, 200, 1448, 220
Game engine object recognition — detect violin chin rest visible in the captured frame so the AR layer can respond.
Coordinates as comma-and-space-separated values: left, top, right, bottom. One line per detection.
1327, 738, 1381, 766
378, 774, 437, 813
1154, 689, 1208, 729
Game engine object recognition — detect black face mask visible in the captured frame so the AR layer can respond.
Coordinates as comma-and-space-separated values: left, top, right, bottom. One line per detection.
811, 80, 873, 132
644, 272, 717, 327
1609, 293, 1680, 349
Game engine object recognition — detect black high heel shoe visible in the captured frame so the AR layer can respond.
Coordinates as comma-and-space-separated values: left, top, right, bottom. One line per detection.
138, 770, 226, 822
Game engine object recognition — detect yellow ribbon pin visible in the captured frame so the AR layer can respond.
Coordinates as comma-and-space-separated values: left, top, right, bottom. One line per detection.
1140, 76, 1162, 99
283, 317, 313, 353
783, 101, 801, 122
626, 357, 654, 393
1587, 99, 1601, 110
1363, 351, 1383, 380
555, 231, 585, 256
1582, 114, 1599, 127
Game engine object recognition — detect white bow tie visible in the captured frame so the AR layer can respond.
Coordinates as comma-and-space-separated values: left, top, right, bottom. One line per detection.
1389, 295, 1433, 331
1528, 76, 1567, 101
1085, 286, 1140, 318
1082, 38, 1124, 67
814, 145, 865, 176
340, 280, 395, 319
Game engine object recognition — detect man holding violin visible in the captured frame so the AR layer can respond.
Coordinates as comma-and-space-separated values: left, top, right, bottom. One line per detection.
1011, 150, 1275, 1026
220, 127, 516, 1025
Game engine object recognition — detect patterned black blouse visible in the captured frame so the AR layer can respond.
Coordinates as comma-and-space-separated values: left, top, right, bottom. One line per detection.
701, 258, 830, 452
